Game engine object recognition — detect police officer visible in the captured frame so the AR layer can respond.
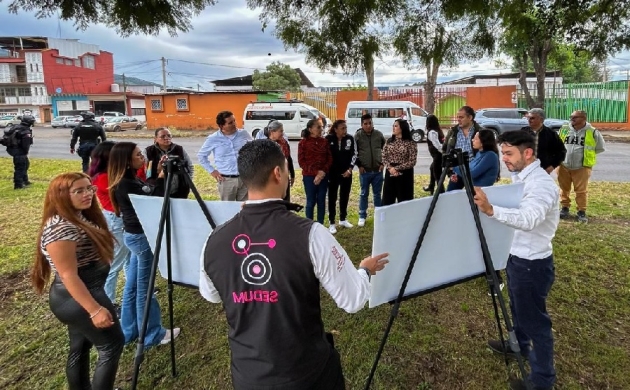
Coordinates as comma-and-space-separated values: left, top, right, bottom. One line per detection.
70, 112, 106, 172
4, 115, 34, 189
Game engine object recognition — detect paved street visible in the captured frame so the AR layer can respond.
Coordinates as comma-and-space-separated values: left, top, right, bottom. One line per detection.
27, 127, 630, 182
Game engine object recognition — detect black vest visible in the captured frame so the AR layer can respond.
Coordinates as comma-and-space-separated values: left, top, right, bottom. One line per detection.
426, 129, 444, 159
204, 201, 332, 389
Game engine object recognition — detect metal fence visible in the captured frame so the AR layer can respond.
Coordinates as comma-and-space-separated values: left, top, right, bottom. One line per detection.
291, 91, 338, 120
517, 81, 629, 122
379, 87, 467, 126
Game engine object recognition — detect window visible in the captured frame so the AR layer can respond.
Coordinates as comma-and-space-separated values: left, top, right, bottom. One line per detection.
40, 87, 45, 96
150, 99, 163, 111
74, 59, 81, 67
245, 110, 296, 121
131, 108, 146, 116
411, 107, 427, 117
300, 110, 316, 119
82, 55, 95, 69
34, 88, 38, 96
55, 58, 63, 65
35, 64, 39, 72
347, 107, 405, 119
18, 87, 32, 97
64, 59, 73, 66
176, 98, 188, 111
29, 64, 33, 72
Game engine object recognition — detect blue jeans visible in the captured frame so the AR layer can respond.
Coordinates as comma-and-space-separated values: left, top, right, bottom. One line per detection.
303, 175, 328, 224
507, 255, 556, 388
122, 232, 166, 348
359, 171, 383, 219
103, 210, 130, 303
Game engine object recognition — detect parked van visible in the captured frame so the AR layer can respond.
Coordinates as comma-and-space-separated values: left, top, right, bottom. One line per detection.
243, 100, 330, 140
345, 101, 428, 142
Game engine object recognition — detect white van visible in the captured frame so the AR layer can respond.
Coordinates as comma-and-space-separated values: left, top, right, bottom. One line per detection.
345, 100, 428, 142
243, 100, 330, 140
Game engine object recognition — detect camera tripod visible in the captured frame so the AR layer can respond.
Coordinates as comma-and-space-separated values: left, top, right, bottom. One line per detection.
131, 157, 217, 390
364, 148, 531, 390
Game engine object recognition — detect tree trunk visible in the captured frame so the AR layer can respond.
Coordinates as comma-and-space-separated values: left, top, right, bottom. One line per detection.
424, 58, 440, 114
516, 51, 537, 108
365, 53, 375, 101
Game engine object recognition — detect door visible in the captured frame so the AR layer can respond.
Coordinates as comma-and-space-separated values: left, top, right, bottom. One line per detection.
43, 108, 51, 122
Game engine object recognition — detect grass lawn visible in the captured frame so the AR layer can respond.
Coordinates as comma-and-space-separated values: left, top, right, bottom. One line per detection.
0, 157, 629, 390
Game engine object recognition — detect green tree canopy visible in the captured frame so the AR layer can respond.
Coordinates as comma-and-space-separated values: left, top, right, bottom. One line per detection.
252, 62, 302, 91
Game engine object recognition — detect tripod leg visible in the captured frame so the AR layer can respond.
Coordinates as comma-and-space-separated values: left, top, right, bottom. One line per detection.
456, 153, 533, 390
165, 202, 177, 377
131, 164, 175, 390
364, 163, 452, 390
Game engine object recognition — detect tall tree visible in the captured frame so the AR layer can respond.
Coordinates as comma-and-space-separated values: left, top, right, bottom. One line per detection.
392, 0, 496, 114
246, 0, 400, 100
252, 61, 302, 91
6, 0, 217, 36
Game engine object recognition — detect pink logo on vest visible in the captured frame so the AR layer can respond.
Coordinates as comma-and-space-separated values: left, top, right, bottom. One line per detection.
232, 234, 277, 287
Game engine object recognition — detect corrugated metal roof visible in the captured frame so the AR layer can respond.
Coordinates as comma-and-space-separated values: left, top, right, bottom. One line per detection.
47, 38, 100, 59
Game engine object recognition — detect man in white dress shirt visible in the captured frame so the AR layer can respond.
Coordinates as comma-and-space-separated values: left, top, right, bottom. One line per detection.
199, 139, 389, 390
473, 130, 559, 390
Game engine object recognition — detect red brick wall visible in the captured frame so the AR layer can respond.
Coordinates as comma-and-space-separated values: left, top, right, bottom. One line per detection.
42, 49, 114, 95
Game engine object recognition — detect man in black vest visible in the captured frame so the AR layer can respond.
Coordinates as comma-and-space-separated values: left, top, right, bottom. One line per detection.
200, 139, 389, 390
70, 111, 106, 172
2, 115, 34, 189
521, 108, 566, 174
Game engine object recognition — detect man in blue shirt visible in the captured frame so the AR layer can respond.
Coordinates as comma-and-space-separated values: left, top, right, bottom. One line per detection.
198, 111, 252, 201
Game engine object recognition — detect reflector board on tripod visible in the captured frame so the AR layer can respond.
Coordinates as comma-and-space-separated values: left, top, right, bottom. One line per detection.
130, 195, 242, 287
369, 183, 525, 308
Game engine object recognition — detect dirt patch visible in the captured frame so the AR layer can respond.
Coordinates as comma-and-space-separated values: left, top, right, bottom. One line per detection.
0, 270, 31, 311
602, 134, 630, 143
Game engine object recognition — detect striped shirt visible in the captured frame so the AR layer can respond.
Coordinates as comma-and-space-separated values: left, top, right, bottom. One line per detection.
40, 215, 101, 272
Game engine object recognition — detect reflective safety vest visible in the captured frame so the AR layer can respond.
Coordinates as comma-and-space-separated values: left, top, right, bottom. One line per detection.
559, 125, 597, 168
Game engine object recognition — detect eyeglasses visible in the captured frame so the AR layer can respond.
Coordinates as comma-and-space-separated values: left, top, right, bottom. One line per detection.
70, 185, 97, 196
158, 135, 172, 139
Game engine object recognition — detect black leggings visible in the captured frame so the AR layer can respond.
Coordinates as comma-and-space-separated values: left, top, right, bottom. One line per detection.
49, 269, 124, 390
328, 175, 352, 223
382, 168, 414, 206
428, 154, 445, 194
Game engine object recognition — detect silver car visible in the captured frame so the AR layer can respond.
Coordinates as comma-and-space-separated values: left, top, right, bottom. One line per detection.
474, 108, 568, 137
0, 115, 21, 128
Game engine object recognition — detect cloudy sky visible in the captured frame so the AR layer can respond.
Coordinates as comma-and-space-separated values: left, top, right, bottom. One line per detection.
1, 1, 629, 90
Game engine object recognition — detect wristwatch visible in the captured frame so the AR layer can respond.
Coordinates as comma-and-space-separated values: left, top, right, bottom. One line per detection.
359, 266, 371, 281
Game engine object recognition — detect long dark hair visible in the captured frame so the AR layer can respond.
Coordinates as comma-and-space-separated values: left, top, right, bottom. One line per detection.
478, 129, 501, 181
388, 119, 412, 143
300, 118, 320, 138
88, 141, 116, 178
425, 115, 444, 140
108, 142, 138, 216
328, 119, 346, 136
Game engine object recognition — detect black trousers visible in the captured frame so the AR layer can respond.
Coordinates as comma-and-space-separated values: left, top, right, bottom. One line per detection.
382, 168, 414, 206
49, 264, 124, 390
12, 154, 29, 187
328, 174, 352, 223
77, 143, 96, 173
427, 154, 445, 194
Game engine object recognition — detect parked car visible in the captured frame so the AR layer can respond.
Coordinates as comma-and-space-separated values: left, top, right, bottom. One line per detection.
102, 116, 144, 132
98, 111, 126, 124
345, 100, 428, 143
52, 115, 82, 128
0, 115, 21, 128
474, 108, 568, 137
243, 100, 330, 140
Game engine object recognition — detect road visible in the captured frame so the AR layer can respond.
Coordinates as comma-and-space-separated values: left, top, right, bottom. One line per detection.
27, 127, 630, 182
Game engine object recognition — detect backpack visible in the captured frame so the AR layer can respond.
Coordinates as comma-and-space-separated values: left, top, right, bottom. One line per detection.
1, 126, 20, 148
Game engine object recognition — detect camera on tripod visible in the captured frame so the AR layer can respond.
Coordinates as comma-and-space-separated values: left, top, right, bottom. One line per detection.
162, 154, 182, 170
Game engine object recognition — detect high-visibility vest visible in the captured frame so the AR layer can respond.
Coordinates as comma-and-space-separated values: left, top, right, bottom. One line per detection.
559, 125, 597, 168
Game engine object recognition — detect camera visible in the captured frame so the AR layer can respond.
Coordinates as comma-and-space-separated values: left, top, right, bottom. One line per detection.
162, 154, 182, 168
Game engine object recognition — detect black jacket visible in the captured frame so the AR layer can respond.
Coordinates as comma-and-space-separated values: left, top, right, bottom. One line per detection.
71, 119, 106, 149
442, 121, 483, 156
521, 125, 567, 170
325, 134, 356, 175
6, 124, 33, 156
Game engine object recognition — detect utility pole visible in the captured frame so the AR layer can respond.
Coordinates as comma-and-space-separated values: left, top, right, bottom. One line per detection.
122, 73, 128, 115
161, 57, 167, 92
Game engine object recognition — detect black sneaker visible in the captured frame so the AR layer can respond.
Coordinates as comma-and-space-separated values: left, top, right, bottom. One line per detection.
577, 210, 588, 223
24, 181, 33, 186
487, 340, 528, 360
509, 377, 553, 390
559, 207, 570, 219
14, 185, 25, 190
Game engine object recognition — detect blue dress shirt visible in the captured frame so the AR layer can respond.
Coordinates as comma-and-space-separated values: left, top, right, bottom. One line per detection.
197, 129, 252, 175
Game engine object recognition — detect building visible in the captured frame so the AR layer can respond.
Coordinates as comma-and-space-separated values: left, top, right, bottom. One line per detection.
0, 36, 140, 122
440, 71, 563, 87
114, 74, 162, 94
210, 68, 315, 91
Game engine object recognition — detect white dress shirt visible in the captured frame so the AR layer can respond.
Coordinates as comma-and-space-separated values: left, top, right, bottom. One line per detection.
491, 160, 560, 260
197, 129, 252, 175
427, 129, 443, 151
199, 200, 371, 313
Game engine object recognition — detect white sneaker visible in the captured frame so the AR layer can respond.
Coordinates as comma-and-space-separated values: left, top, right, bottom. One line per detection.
358, 218, 366, 227
329, 224, 337, 234
160, 327, 181, 345
339, 220, 353, 228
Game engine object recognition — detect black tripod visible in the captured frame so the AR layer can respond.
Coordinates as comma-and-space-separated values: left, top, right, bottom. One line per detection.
364, 148, 531, 390
131, 157, 217, 390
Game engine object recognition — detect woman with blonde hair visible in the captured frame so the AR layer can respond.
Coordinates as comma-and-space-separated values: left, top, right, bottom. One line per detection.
33, 172, 124, 390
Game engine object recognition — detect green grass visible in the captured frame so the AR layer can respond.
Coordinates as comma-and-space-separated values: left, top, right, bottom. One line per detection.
0, 157, 629, 390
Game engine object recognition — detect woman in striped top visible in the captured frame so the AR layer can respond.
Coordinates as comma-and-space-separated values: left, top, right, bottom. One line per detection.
33, 172, 124, 390
382, 119, 418, 205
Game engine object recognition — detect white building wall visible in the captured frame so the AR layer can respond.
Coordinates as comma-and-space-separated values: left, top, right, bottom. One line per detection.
25, 52, 45, 83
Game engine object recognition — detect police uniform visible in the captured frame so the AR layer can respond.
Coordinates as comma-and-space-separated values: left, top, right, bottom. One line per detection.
70, 114, 107, 173
5, 116, 34, 189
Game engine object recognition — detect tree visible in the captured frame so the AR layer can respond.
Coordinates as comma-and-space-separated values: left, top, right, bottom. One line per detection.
6, 0, 217, 36
252, 62, 302, 91
246, 0, 400, 100
392, 0, 496, 114
499, 0, 630, 108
